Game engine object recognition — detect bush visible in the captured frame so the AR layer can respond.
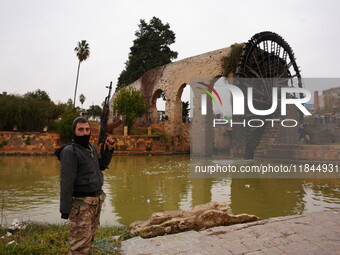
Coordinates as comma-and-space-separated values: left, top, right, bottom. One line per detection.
223, 43, 243, 76
53, 108, 80, 142
131, 126, 147, 135
113, 87, 147, 132
0, 93, 63, 132
25, 137, 31, 145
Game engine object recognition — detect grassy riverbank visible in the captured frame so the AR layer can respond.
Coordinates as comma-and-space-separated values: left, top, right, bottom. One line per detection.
0, 222, 130, 254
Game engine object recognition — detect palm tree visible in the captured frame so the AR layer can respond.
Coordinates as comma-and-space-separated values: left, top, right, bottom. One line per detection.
73, 40, 90, 107
79, 94, 86, 110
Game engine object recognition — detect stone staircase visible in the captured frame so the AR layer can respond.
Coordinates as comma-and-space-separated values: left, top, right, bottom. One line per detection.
253, 125, 340, 163
253, 124, 280, 159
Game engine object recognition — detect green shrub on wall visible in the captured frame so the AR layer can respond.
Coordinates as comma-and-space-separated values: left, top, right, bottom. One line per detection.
119, 145, 127, 151
223, 43, 243, 77
25, 137, 31, 145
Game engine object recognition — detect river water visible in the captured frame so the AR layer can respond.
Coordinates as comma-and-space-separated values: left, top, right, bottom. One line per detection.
0, 155, 339, 227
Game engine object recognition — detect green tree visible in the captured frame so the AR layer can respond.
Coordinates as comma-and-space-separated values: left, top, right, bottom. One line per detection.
113, 87, 147, 130
57, 107, 80, 141
86, 105, 102, 117
66, 98, 74, 109
24, 89, 51, 102
74, 40, 90, 107
79, 94, 86, 109
0, 93, 62, 131
116, 17, 178, 91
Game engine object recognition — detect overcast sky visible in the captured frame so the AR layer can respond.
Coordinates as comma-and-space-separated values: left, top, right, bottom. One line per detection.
1, 0, 339, 109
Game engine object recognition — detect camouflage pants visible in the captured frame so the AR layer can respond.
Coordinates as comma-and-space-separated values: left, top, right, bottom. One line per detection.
68, 193, 105, 255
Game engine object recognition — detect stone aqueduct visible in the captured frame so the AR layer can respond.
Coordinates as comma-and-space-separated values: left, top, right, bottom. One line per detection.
110, 46, 232, 133
110, 31, 303, 158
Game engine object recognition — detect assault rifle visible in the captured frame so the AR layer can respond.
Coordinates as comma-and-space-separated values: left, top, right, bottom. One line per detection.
98, 82, 112, 157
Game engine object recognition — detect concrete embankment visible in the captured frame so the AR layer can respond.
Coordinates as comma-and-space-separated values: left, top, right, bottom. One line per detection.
121, 210, 340, 255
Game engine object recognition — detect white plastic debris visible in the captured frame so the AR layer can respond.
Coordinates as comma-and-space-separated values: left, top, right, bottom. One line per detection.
8, 219, 27, 233
111, 235, 120, 241
6, 240, 16, 245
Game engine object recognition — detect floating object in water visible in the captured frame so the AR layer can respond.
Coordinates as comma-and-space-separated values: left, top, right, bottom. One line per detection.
147, 199, 151, 204
245, 184, 250, 188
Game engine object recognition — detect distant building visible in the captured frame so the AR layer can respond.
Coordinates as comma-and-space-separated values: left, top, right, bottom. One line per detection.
314, 86, 340, 112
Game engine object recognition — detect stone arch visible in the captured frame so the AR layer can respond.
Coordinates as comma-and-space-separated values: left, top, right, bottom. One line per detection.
174, 83, 189, 124
150, 88, 167, 123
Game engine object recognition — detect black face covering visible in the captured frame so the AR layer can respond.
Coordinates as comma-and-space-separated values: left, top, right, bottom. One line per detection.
73, 134, 90, 148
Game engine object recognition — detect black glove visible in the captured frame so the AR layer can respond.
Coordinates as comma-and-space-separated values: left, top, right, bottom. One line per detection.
61, 213, 69, 219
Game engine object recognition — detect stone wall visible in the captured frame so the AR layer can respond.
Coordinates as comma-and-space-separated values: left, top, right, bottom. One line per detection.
0, 132, 61, 155
276, 106, 303, 145
112, 123, 190, 154
214, 126, 232, 153
305, 123, 340, 144
0, 128, 190, 156
112, 135, 172, 154
263, 144, 340, 163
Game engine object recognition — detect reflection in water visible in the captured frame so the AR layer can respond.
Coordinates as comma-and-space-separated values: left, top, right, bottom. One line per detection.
107, 156, 192, 226
0, 156, 340, 226
303, 179, 340, 212
229, 179, 306, 219
0, 156, 61, 224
